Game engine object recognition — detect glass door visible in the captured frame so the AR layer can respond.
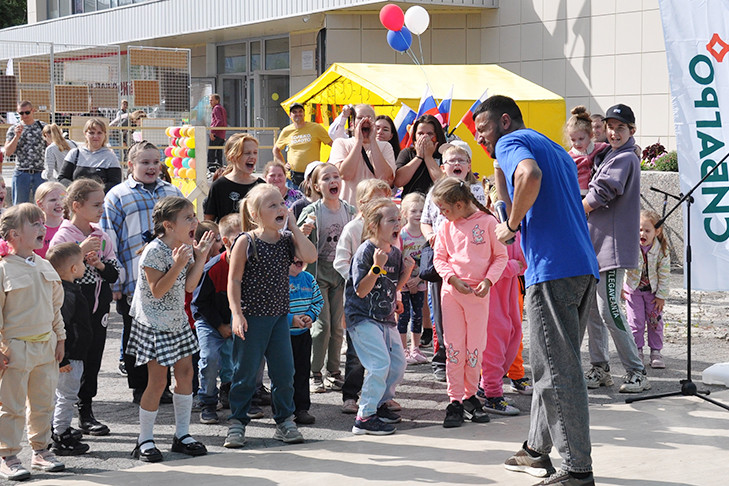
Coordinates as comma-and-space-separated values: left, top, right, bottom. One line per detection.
220, 75, 247, 130
254, 73, 289, 158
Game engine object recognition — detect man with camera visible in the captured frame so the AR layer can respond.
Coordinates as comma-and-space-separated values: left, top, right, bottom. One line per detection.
329, 104, 396, 206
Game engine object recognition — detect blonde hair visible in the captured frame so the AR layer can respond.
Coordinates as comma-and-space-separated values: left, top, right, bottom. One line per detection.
400, 192, 425, 217
355, 178, 392, 208
42, 123, 71, 152
35, 181, 66, 206
640, 210, 669, 256
239, 184, 280, 232
442, 145, 477, 184
361, 197, 398, 241
83, 118, 108, 147
223, 134, 259, 175
47, 242, 83, 274
564, 105, 593, 144
309, 163, 340, 198
0, 203, 45, 240
430, 177, 492, 216
129, 110, 146, 125
128, 141, 160, 165
218, 213, 242, 240
65, 178, 104, 219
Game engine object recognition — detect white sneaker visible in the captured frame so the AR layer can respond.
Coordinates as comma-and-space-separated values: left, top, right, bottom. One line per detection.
404, 349, 417, 365
619, 370, 652, 393
0, 456, 30, 481
584, 365, 613, 389
31, 449, 65, 472
650, 350, 665, 369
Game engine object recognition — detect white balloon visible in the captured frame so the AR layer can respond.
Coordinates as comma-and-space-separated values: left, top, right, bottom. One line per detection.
404, 6, 430, 36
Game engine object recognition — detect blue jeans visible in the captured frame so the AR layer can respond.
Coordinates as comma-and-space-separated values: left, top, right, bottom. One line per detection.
12, 170, 44, 205
347, 319, 406, 418
526, 274, 595, 474
229, 315, 294, 425
196, 320, 233, 405
397, 290, 425, 335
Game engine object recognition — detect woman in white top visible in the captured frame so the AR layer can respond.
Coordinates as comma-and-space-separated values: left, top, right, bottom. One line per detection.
42, 123, 77, 181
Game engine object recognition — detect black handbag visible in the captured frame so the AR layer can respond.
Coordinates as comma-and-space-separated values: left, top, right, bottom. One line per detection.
418, 241, 441, 283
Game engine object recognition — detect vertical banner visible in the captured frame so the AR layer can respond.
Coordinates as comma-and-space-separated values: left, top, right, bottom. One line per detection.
659, 0, 729, 290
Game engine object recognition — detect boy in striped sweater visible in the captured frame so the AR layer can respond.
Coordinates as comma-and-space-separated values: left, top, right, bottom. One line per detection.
288, 258, 324, 425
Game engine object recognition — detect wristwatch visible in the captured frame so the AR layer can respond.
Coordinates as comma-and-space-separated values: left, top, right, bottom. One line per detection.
371, 265, 387, 275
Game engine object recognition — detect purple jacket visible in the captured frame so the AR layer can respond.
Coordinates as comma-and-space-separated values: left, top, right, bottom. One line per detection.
584, 138, 640, 272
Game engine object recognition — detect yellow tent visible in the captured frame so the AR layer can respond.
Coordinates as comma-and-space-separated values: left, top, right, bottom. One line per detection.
282, 63, 566, 178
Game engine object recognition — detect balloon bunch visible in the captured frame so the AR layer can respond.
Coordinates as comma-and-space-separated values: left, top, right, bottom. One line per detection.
380, 4, 430, 63
164, 126, 197, 180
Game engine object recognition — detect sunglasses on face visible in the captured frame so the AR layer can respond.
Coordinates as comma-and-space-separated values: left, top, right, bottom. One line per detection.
18, 110, 31, 115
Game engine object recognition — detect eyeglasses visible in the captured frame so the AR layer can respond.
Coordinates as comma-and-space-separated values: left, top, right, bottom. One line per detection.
17, 110, 31, 115
442, 159, 469, 165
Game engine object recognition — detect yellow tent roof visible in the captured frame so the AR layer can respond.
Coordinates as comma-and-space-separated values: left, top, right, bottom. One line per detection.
283, 63, 566, 177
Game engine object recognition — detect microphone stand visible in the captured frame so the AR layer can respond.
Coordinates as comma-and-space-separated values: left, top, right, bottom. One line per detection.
625, 153, 729, 411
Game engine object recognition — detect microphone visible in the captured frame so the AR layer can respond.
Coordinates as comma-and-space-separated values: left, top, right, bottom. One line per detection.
494, 200, 515, 245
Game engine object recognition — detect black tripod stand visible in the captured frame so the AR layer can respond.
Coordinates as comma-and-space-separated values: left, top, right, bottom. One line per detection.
625, 153, 729, 411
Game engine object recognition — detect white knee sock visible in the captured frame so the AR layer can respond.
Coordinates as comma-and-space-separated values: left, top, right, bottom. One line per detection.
138, 407, 158, 452
173, 393, 195, 444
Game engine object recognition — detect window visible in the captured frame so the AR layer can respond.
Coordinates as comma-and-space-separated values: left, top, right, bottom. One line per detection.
265, 38, 289, 70
48, 0, 60, 18
218, 43, 247, 74
250, 41, 261, 71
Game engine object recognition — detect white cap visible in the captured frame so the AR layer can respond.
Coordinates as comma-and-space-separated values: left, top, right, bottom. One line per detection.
304, 161, 324, 181
438, 139, 473, 160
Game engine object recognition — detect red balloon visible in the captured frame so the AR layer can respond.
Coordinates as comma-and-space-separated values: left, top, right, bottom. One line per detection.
180, 148, 189, 157
173, 127, 182, 138
380, 4, 404, 31
164, 147, 173, 157
172, 157, 183, 168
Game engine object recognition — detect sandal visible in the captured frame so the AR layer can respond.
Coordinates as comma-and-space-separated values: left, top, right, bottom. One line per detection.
131, 439, 163, 463
171, 434, 208, 457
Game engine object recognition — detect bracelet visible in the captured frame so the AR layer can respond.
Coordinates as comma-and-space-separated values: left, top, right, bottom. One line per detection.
506, 220, 521, 233
413, 155, 423, 162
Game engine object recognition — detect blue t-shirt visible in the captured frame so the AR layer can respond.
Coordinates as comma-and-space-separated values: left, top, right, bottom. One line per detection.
495, 129, 599, 287
344, 240, 403, 326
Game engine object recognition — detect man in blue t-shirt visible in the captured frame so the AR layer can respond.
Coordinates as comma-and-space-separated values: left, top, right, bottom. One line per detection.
474, 95, 599, 486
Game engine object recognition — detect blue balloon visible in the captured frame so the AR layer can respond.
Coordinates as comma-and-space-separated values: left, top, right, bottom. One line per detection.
387, 26, 412, 52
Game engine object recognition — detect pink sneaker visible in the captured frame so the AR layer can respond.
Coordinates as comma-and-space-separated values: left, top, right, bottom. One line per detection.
404, 349, 417, 365
410, 348, 429, 364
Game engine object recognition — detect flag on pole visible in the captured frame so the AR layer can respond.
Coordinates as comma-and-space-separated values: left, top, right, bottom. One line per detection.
436, 84, 454, 129
394, 103, 417, 150
457, 89, 489, 137
416, 86, 439, 119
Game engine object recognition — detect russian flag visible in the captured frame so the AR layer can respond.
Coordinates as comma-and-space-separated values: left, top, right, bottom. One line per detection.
394, 103, 417, 150
436, 84, 454, 129
459, 89, 490, 137
416, 86, 440, 119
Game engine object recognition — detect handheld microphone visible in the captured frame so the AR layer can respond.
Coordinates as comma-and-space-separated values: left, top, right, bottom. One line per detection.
494, 200, 515, 245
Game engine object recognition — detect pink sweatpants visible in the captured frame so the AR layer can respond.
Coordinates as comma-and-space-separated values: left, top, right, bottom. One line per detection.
441, 285, 489, 402
480, 311, 522, 397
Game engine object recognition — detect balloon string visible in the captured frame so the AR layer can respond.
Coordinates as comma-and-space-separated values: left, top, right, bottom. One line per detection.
417, 34, 425, 65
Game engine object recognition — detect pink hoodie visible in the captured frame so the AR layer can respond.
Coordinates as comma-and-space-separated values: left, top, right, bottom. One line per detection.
433, 211, 508, 288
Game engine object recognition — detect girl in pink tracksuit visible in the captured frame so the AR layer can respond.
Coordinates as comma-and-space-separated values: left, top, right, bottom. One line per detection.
480, 232, 526, 416
432, 177, 508, 427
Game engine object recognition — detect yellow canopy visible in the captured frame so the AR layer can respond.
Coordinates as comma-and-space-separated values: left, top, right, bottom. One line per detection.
282, 63, 566, 178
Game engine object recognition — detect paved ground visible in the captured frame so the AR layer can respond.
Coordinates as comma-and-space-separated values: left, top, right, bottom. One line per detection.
3, 269, 729, 485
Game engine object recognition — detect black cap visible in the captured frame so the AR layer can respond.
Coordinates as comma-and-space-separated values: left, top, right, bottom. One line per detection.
289, 102, 305, 113
605, 104, 635, 124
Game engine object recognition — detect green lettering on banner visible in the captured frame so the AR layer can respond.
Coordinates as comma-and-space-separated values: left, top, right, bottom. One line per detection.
697, 130, 725, 158
701, 160, 728, 182
689, 54, 714, 84
704, 216, 729, 242
702, 186, 729, 214
695, 87, 719, 108
606, 270, 626, 331
697, 111, 722, 128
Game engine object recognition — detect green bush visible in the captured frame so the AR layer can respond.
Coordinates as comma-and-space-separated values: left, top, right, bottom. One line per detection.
641, 150, 678, 171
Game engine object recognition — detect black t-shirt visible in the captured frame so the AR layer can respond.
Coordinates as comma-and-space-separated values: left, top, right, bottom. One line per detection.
203, 176, 265, 222
396, 147, 441, 197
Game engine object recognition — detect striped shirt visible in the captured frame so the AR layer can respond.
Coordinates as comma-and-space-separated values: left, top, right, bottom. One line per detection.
101, 176, 183, 295
288, 270, 324, 336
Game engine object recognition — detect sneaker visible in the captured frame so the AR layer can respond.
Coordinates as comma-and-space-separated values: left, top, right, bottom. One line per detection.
385, 399, 401, 412
253, 385, 272, 406
219, 382, 231, 409
404, 349, 418, 365
376, 403, 401, 424
533, 469, 595, 485
352, 415, 396, 435
584, 365, 613, 389
433, 366, 447, 382
650, 350, 665, 369
443, 401, 464, 428
191, 395, 204, 412
410, 348, 429, 364
504, 445, 556, 478
31, 449, 65, 472
341, 399, 359, 414
200, 405, 219, 424
476, 384, 486, 399
420, 328, 433, 347
619, 370, 652, 393
0, 456, 30, 481
224, 419, 246, 448
273, 418, 305, 444
508, 377, 534, 395
463, 395, 491, 423
324, 373, 344, 391
310, 374, 326, 393
118, 360, 127, 376
51, 428, 90, 456
483, 396, 520, 416
294, 410, 316, 425
247, 404, 264, 419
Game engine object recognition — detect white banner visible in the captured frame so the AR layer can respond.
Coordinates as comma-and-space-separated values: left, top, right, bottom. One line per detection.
659, 0, 729, 290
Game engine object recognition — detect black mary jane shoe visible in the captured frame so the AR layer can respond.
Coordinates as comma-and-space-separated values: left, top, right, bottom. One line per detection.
171, 434, 208, 457
131, 439, 163, 462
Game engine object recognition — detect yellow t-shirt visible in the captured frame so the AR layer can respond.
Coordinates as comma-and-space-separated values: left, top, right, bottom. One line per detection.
275, 122, 332, 173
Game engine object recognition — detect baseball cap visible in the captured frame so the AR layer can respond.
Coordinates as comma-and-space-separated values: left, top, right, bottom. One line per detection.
304, 160, 324, 181
604, 104, 635, 125
439, 139, 473, 159
289, 102, 305, 114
